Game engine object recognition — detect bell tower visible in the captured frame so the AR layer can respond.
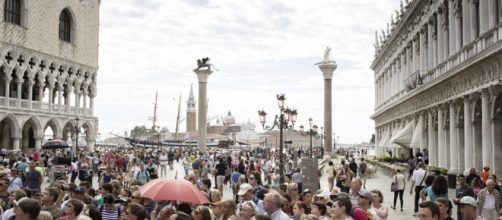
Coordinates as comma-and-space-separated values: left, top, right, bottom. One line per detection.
186, 84, 197, 132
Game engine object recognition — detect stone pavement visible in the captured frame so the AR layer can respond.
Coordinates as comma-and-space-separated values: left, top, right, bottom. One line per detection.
42, 157, 457, 219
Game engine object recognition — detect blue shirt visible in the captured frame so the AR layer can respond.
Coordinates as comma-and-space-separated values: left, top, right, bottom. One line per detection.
424, 186, 448, 202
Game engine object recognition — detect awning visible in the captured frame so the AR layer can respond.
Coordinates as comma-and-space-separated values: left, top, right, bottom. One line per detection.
390, 122, 414, 148
410, 118, 423, 148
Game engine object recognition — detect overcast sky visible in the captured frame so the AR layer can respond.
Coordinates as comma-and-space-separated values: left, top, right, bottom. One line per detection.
96, 0, 401, 143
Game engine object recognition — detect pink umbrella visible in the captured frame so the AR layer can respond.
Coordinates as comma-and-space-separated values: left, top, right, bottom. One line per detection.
139, 178, 209, 204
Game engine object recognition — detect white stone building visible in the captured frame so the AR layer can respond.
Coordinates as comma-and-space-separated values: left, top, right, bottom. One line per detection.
0, 0, 100, 152
372, 0, 502, 174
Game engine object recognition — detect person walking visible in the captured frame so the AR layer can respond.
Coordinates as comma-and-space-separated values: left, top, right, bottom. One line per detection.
410, 162, 428, 216
453, 174, 474, 220
359, 158, 367, 189
370, 190, 388, 220
326, 161, 336, 192
459, 196, 483, 220
476, 179, 501, 219
407, 156, 416, 180
391, 169, 406, 211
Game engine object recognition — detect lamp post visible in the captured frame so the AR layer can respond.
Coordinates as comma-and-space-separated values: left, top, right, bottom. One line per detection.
299, 118, 318, 158
73, 117, 81, 160
320, 127, 324, 158
258, 94, 297, 184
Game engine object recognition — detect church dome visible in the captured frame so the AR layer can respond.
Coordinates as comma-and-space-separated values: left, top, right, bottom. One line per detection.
223, 111, 236, 125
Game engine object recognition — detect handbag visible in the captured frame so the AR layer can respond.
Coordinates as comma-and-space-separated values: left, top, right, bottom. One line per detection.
391, 176, 398, 192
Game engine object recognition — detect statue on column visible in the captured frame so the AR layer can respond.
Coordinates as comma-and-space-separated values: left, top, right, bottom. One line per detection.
196, 57, 219, 71
314, 46, 336, 65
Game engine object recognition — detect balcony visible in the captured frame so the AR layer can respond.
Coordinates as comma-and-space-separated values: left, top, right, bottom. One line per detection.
0, 97, 92, 116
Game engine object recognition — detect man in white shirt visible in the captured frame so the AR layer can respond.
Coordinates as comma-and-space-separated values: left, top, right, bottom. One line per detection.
476, 179, 500, 219
264, 192, 289, 220
159, 152, 168, 177
7, 169, 23, 193
410, 162, 428, 215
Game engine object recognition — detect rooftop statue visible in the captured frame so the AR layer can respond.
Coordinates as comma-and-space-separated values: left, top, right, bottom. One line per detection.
196, 57, 219, 71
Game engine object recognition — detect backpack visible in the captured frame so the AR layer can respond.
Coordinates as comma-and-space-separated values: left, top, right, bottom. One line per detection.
135, 170, 150, 182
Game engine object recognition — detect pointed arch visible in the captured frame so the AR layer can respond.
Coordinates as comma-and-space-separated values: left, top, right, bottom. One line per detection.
0, 113, 21, 138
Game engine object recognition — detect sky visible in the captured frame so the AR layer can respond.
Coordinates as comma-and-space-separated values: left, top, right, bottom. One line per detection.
96, 0, 401, 143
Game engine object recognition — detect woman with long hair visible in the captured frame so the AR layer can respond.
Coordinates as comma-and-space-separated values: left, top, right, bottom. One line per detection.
390, 169, 406, 211
192, 206, 212, 220
421, 175, 448, 202
370, 190, 388, 220
219, 199, 236, 220
471, 177, 482, 199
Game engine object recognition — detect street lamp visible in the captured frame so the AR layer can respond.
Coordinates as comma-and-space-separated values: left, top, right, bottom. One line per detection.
299, 118, 318, 158
73, 117, 81, 160
258, 94, 297, 184
320, 127, 324, 157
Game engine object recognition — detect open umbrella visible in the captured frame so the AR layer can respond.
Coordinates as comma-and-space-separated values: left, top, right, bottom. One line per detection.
42, 139, 70, 149
139, 178, 209, 204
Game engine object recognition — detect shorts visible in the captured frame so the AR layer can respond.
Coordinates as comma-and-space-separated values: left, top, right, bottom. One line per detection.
217, 175, 225, 188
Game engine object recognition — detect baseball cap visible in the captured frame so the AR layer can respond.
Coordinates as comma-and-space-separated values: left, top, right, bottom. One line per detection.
460, 196, 477, 207
357, 191, 373, 201
237, 183, 253, 196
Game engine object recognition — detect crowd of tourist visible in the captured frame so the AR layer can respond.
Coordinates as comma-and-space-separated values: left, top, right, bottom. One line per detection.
0, 146, 501, 220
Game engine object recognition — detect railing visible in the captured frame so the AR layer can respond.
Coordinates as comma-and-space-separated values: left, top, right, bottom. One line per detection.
0, 97, 93, 117
376, 24, 502, 112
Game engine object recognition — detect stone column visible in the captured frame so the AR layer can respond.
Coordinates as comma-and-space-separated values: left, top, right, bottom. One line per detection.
27, 79, 33, 109
481, 89, 493, 168
438, 7, 445, 63
463, 0, 471, 45
428, 21, 434, 70
74, 89, 80, 114
448, 0, 456, 55
449, 102, 459, 174
86, 138, 95, 152
480, 0, 489, 34
90, 96, 94, 115
193, 68, 213, 153
319, 62, 336, 154
66, 87, 73, 113
401, 51, 406, 91
489, 0, 498, 28
428, 110, 437, 165
471, 0, 479, 39
419, 28, 426, 72
82, 90, 88, 116
35, 138, 42, 150
48, 84, 54, 112
38, 82, 43, 110
455, 4, 462, 51
438, 106, 446, 167
4, 77, 11, 107
464, 97, 474, 171
13, 137, 20, 151
16, 80, 22, 108
57, 85, 63, 112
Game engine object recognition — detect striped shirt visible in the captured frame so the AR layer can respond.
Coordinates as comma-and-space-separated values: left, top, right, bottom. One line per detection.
100, 205, 121, 220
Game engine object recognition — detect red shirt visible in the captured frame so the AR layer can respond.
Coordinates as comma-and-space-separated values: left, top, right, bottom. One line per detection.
352, 207, 368, 220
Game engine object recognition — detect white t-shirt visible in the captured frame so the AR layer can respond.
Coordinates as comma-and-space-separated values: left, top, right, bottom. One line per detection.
411, 168, 428, 187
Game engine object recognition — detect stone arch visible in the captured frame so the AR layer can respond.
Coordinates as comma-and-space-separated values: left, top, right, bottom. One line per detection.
0, 114, 20, 150
61, 120, 76, 142
21, 116, 41, 149
44, 118, 61, 140
80, 119, 95, 139
0, 113, 21, 137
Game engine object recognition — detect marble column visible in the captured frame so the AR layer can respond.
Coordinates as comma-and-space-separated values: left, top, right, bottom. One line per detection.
449, 102, 459, 174
481, 90, 493, 168
16, 80, 22, 108
489, 0, 498, 28
463, 0, 471, 45
48, 84, 54, 112
13, 137, 20, 151
74, 89, 80, 114
428, 110, 437, 165
4, 77, 11, 107
319, 62, 337, 154
82, 91, 88, 116
194, 68, 213, 153
438, 8, 445, 63
35, 138, 42, 150
419, 28, 426, 72
438, 106, 446, 167
448, 0, 456, 55
37, 83, 43, 110
455, 5, 462, 51
427, 21, 434, 70
86, 138, 95, 152
66, 87, 73, 113
471, 0, 479, 39
480, 0, 489, 34
27, 80, 33, 109
464, 97, 474, 170
57, 85, 63, 112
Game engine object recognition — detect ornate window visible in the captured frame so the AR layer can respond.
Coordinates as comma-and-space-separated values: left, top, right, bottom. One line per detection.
4, 0, 21, 25
59, 9, 71, 42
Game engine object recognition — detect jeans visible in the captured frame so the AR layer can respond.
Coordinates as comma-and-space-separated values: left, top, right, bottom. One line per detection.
393, 190, 404, 209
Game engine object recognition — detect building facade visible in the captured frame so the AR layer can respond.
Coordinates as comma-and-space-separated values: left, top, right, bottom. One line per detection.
372, 0, 502, 174
0, 0, 100, 151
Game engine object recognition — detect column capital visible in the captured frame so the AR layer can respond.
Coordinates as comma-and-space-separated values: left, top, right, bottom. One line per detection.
488, 85, 502, 96
318, 63, 337, 80
193, 68, 213, 83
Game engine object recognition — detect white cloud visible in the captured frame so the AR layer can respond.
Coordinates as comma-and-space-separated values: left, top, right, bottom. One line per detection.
96, 0, 401, 143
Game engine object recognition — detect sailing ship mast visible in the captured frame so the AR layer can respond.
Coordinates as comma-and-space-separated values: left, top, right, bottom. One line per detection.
149, 91, 159, 143
174, 93, 181, 139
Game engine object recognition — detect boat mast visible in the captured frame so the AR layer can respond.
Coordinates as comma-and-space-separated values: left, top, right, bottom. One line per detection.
150, 91, 159, 145
174, 93, 181, 139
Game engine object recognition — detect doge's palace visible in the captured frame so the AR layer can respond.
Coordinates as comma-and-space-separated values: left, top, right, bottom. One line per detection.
0, 0, 99, 152
372, 0, 502, 174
